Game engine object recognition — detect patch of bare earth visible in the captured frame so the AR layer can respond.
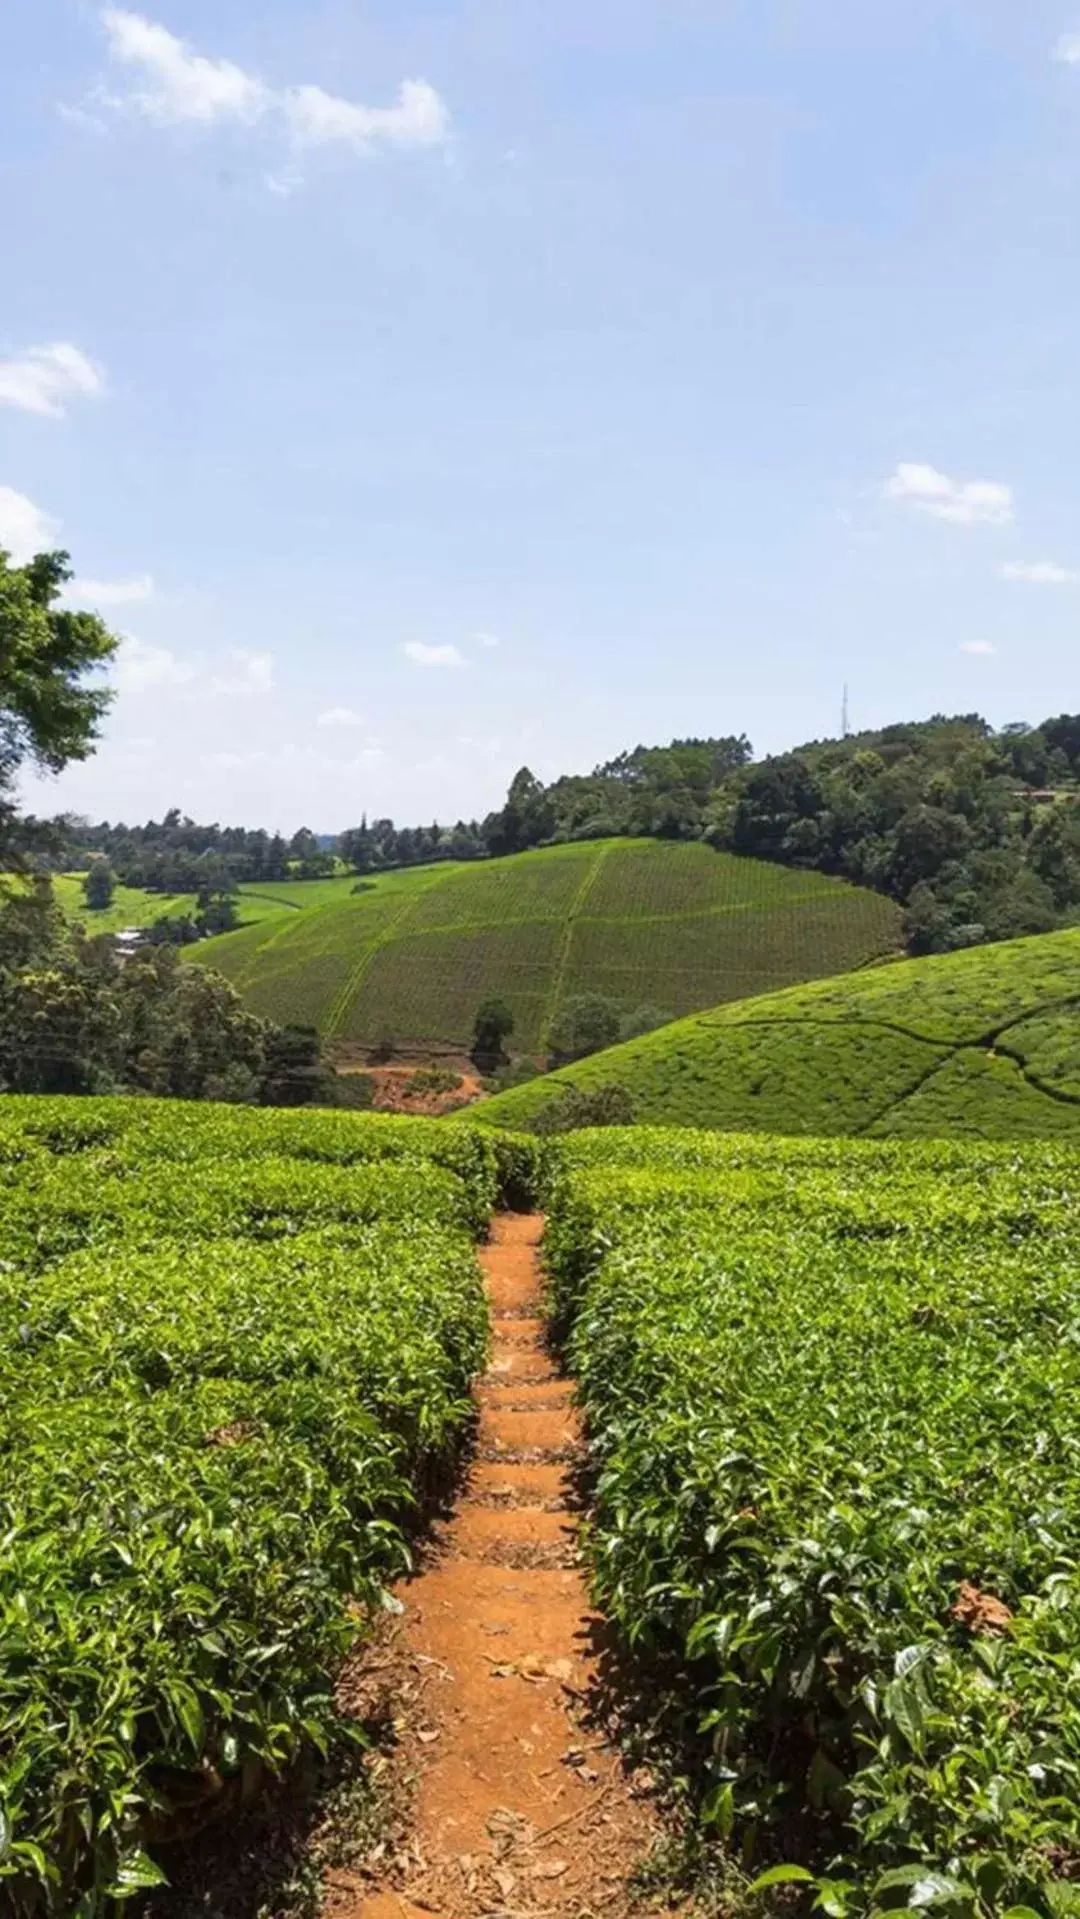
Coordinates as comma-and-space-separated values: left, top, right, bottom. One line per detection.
328, 1215, 664, 1919
326, 1047, 486, 1116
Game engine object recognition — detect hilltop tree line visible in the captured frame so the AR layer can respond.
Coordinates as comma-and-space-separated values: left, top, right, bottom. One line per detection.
10, 542, 1080, 962
338, 717, 1080, 955
42, 815, 337, 893
710, 715, 1080, 953
37, 716, 1080, 957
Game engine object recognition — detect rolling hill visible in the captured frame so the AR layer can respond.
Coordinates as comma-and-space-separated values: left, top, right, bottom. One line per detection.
50, 874, 318, 936
189, 839, 901, 1052
474, 924, 1080, 1137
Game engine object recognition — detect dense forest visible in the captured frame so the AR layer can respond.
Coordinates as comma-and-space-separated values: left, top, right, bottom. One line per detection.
44, 715, 1080, 955
38, 814, 337, 893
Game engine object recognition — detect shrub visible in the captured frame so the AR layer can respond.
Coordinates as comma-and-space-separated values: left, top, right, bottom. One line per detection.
547, 992, 621, 1065
617, 1002, 670, 1042
491, 1056, 541, 1093
530, 1082, 636, 1134
409, 1067, 463, 1096
471, 998, 514, 1072
330, 1069, 376, 1109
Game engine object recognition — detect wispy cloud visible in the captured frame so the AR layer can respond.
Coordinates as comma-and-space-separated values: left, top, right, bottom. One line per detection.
1055, 31, 1080, 61
317, 705, 366, 727
95, 9, 449, 165
115, 636, 196, 690
209, 648, 275, 695
960, 641, 997, 656
0, 487, 60, 563
100, 8, 267, 124
999, 559, 1078, 585
884, 462, 1013, 526
0, 343, 104, 418
116, 639, 275, 696
473, 630, 501, 649
65, 573, 154, 607
403, 641, 465, 668
284, 80, 448, 151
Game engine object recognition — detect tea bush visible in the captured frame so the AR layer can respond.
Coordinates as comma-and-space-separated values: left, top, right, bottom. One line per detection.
0, 1098, 492, 1913
545, 1127, 1080, 1917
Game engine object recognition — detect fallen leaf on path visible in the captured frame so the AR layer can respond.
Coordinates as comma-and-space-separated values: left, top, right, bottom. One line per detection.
486, 1806, 536, 1856
531, 1858, 569, 1879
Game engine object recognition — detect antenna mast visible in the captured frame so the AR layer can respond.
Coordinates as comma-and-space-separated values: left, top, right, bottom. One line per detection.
841, 683, 850, 739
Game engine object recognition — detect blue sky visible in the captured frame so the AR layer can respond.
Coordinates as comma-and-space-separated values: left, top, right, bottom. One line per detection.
5, 0, 1080, 830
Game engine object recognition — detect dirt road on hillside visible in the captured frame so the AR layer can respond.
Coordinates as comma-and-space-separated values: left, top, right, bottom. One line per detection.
329, 1215, 663, 1919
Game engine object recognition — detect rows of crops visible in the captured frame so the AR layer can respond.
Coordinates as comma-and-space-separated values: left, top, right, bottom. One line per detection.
193, 840, 902, 1049
543, 1126, 1080, 1915
0, 1098, 494, 1913
481, 925, 1080, 1137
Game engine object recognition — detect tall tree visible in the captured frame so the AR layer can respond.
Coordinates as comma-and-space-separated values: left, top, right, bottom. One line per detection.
82, 860, 116, 911
0, 549, 118, 864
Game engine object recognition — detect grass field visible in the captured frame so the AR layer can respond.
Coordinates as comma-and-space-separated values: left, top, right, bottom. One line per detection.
51, 873, 343, 935
0, 1097, 495, 1911
476, 924, 1080, 1137
52, 874, 202, 933
188, 841, 901, 1050
541, 1127, 1080, 1912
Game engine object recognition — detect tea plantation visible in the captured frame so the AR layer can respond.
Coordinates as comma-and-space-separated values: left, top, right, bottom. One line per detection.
0, 1098, 497, 1913
189, 839, 901, 1050
542, 1126, 1080, 1914
478, 924, 1080, 1137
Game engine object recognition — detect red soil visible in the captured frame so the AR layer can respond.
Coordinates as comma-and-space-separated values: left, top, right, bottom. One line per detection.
328, 1215, 662, 1918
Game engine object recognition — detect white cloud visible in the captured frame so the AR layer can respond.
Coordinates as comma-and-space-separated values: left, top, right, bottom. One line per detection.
0, 487, 60, 563
884, 462, 1013, 526
403, 641, 465, 667
97, 9, 450, 163
65, 573, 154, 607
999, 559, 1079, 585
317, 706, 366, 728
115, 636, 196, 691
474, 630, 501, 649
209, 648, 275, 695
116, 639, 274, 697
0, 343, 104, 418
1055, 31, 1080, 61
100, 8, 268, 124
283, 78, 448, 151
960, 641, 997, 656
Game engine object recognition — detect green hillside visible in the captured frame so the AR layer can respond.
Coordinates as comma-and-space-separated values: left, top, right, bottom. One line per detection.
188, 838, 900, 1051
476, 924, 1080, 1137
51, 873, 338, 935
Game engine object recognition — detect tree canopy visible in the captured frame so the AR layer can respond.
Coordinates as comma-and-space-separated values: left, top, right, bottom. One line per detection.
0, 549, 118, 864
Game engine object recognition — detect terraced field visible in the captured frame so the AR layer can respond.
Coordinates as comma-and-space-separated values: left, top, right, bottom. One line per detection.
191, 840, 901, 1050
477, 924, 1080, 1137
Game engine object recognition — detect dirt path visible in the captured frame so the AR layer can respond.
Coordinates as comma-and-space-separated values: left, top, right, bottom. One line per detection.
330, 1215, 659, 1919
